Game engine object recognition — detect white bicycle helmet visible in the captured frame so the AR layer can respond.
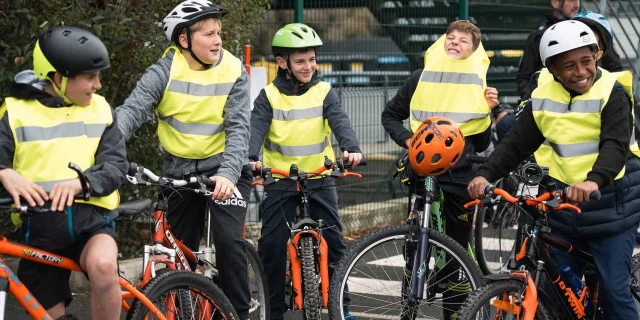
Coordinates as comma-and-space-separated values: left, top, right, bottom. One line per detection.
162, 0, 228, 43
539, 20, 599, 67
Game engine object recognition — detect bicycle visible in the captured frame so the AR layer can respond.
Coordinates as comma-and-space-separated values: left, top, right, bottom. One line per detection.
0, 163, 238, 320
125, 163, 269, 320
468, 156, 548, 276
328, 153, 483, 320
251, 156, 364, 320
455, 179, 640, 319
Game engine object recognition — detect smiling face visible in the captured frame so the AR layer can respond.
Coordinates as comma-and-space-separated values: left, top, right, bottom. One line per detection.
55, 72, 102, 106
444, 30, 475, 60
548, 46, 597, 94
278, 49, 317, 83
179, 18, 222, 66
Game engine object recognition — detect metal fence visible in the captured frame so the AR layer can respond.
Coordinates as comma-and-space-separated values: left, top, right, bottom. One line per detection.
245, 0, 640, 239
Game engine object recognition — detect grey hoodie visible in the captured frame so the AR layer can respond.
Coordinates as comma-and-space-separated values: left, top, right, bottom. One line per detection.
115, 49, 250, 184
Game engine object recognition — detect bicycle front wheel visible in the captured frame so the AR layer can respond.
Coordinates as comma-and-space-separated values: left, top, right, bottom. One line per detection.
328, 224, 483, 320
127, 270, 238, 320
247, 240, 270, 320
474, 204, 520, 275
456, 279, 553, 320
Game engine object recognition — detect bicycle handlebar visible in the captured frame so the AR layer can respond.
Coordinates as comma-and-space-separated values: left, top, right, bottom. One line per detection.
463, 184, 600, 213
252, 157, 365, 186
127, 163, 214, 196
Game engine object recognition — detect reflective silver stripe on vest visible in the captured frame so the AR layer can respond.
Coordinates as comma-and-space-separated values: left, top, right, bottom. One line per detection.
532, 98, 603, 113
264, 137, 329, 157
420, 71, 484, 87
15, 122, 106, 143
36, 179, 76, 192
159, 115, 224, 136
545, 140, 599, 158
411, 110, 489, 124
167, 80, 235, 97
272, 106, 323, 121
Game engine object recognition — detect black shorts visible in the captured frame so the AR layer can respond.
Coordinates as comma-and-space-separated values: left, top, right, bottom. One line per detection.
17, 203, 117, 310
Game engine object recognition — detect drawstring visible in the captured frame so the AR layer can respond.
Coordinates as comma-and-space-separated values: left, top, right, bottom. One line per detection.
67, 206, 77, 243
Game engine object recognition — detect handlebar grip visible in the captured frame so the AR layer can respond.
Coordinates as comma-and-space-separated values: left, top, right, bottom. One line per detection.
344, 157, 367, 169
128, 162, 140, 176
467, 155, 488, 164
201, 177, 215, 189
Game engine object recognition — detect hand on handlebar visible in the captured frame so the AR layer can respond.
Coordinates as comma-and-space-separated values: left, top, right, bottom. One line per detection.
210, 175, 235, 201
250, 161, 262, 173
49, 179, 83, 212
467, 176, 490, 199
567, 181, 599, 203
0, 169, 48, 208
343, 151, 362, 168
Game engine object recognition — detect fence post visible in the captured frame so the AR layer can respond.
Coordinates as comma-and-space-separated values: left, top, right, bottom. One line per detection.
294, 0, 304, 23
459, 0, 469, 20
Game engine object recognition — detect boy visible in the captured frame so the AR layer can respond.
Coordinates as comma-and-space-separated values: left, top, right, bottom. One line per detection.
0, 26, 127, 320
381, 20, 498, 319
469, 20, 640, 319
249, 23, 362, 320
115, 1, 251, 318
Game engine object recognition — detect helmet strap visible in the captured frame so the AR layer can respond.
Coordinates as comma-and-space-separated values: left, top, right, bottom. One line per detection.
284, 55, 303, 94
182, 28, 213, 69
50, 76, 74, 105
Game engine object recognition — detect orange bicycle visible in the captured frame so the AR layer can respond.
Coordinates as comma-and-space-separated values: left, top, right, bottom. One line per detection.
252, 156, 364, 320
125, 162, 269, 320
0, 163, 238, 320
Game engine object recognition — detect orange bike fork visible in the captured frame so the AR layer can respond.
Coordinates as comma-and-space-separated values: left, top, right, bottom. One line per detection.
289, 230, 330, 310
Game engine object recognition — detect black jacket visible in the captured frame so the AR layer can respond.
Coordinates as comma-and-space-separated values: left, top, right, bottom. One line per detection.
381, 69, 492, 192
0, 81, 128, 197
516, 14, 624, 99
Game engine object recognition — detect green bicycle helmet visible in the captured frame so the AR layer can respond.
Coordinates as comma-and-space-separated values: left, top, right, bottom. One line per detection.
271, 23, 323, 57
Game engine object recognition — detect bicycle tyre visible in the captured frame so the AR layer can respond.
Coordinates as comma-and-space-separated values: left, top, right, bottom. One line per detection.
474, 203, 519, 275
246, 239, 270, 320
328, 224, 483, 319
456, 279, 553, 320
301, 235, 321, 320
630, 253, 640, 311
126, 270, 238, 320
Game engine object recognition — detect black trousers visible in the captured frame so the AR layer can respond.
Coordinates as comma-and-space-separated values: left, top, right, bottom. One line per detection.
166, 169, 252, 320
258, 182, 347, 319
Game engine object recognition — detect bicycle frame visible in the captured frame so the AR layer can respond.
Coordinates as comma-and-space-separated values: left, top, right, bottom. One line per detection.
0, 237, 166, 320
511, 207, 601, 320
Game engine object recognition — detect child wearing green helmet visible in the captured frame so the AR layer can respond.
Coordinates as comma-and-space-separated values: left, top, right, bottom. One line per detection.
249, 23, 362, 320
0, 26, 127, 319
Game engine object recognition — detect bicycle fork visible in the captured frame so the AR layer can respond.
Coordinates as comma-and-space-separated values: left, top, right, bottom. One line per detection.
409, 201, 432, 301
288, 227, 330, 310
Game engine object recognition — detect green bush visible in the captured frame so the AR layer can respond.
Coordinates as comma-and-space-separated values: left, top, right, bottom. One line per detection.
0, 0, 268, 258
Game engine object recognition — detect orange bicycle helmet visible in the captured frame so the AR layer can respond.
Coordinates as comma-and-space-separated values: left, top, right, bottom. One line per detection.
408, 117, 465, 176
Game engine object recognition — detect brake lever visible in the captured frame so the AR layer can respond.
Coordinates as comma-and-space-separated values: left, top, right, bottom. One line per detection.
68, 162, 90, 201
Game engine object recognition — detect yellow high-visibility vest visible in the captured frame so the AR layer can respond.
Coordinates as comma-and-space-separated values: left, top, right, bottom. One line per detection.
157, 47, 241, 159
6, 95, 119, 210
531, 69, 634, 184
410, 34, 491, 135
262, 81, 335, 174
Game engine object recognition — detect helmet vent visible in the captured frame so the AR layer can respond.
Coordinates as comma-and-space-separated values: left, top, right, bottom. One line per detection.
431, 154, 441, 163
416, 151, 425, 164
424, 133, 434, 144
62, 30, 71, 37
291, 32, 303, 40
172, 11, 178, 15
78, 37, 88, 44
451, 154, 459, 163
93, 58, 103, 65
548, 40, 558, 47
579, 31, 589, 37
182, 7, 199, 13
312, 31, 317, 38
445, 137, 453, 147
300, 27, 308, 32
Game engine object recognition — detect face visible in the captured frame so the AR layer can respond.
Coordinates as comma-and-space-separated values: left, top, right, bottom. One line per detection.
548, 46, 597, 94
444, 30, 475, 60
57, 72, 102, 106
278, 49, 317, 83
552, 0, 580, 19
180, 18, 222, 64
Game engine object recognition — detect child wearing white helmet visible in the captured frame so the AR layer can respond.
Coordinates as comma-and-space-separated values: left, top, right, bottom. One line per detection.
470, 20, 640, 319
116, 1, 252, 318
